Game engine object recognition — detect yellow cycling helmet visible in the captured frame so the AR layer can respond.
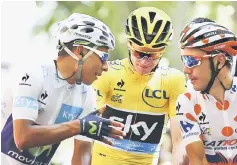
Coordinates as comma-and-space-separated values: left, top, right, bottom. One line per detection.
125, 7, 173, 51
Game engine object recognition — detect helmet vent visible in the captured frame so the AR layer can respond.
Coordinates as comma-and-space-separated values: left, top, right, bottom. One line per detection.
60, 26, 69, 33
111, 40, 115, 47
125, 25, 131, 36
149, 12, 156, 23
80, 27, 94, 33
163, 21, 171, 34
154, 20, 162, 35
100, 35, 108, 41
232, 46, 237, 50
82, 21, 95, 26
109, 33, 114, 39
141, 17, 148, 34
70, 24, 79, 29
102, 25, 107, 31
130, 38, 143, 46
152, 43, 167, 48
131, 16, 141, 40
102, 31, 109, 37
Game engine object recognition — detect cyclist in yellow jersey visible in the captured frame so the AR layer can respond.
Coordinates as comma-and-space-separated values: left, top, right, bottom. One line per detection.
72, 7, 186, 165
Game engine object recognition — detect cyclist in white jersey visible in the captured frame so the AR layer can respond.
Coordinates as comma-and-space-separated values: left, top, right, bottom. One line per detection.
1, 13, 125, 165
177, 18, 237, 165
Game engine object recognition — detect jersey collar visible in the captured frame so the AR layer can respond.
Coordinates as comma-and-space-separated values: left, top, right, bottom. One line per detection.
52, 61, 76, 88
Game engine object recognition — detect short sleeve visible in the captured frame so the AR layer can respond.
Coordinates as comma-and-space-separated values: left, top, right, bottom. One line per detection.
12, 65, 43, 121
176, 92, 202, 146
168, 70, 186, 117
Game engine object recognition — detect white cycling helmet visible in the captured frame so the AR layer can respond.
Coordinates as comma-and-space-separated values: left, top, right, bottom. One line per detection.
56, 13, 115, 50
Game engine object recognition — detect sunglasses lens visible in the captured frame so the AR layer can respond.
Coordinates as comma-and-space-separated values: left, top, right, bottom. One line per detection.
182, 56, 200, 68
100, 53, 109, 62
133, 50, 161, 60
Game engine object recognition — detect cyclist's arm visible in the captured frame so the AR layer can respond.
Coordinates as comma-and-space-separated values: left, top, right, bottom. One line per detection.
168, 70, 186, 165
186, 141, 208, 165
176, 93, 207, 165
72, 139, 92, 165
14, 119, 80, 150
12, 68, 81, 150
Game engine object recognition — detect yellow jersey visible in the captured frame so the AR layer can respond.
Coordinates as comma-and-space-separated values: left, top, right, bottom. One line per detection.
91, 58, 186, 165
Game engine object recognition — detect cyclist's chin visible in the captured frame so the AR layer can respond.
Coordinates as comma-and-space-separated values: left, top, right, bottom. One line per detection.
135, 66, 153, 75
193, 83, 207, 92
81, 77, 94, 85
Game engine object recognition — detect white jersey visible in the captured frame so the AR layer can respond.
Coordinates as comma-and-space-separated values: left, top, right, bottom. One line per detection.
176, 77, 237, 164
1, 61, 96, 165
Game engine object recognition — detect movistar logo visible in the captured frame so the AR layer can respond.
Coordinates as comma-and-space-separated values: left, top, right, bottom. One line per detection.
89, 121, 97, 135
28, 145, 52, 157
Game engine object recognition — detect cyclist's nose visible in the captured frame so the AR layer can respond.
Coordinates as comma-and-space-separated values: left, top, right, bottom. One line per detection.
139, 57, 151, 65
102, 62, 108, 72
183, 65, 192, 74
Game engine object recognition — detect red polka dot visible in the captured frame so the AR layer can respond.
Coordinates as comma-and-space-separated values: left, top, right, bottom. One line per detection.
222, 126, 234, 137
184, 93, 191, 100
186, 113, 196, 122
234, 116, 237, 122
216, 100, 230, 111
223, 100, 230, 110
194, 104, 201, 115
216, 102, 223, 110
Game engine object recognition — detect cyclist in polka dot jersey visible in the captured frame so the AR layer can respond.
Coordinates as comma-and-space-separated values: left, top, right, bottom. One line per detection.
177, 18, 237, 165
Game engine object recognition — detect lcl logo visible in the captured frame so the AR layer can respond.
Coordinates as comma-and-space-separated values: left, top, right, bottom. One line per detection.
142, 87, 169, 108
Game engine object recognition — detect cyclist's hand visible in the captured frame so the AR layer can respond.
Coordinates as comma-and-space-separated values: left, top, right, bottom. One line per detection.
79, 110, 126, 142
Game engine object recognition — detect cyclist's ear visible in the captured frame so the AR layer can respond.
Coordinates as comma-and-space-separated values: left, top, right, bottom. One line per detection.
74, 45, 84, 57
216, 54, 226, 69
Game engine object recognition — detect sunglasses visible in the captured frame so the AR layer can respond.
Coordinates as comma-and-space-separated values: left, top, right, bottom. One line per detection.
83, 46, 109, 63
181, 53, 222, 68
128, 46, 164, 61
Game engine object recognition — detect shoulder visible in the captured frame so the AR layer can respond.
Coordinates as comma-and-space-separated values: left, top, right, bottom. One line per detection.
177, 89, 199, 105
154, 66, 186, 87
107, 58, 126, 71
156, 66, 185, 78
14, 62, 48, 84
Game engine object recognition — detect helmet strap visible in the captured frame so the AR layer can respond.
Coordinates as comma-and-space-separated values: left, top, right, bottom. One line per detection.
75, 46, 97, 84
201, 57, 227, 94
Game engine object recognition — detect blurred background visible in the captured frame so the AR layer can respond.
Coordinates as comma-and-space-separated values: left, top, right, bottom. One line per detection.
1, 1, 237, 165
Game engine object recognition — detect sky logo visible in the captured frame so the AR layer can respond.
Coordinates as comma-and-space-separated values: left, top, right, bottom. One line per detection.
55, 104, 83, 124
180, 120, 194, 133
13, 96, 38, 110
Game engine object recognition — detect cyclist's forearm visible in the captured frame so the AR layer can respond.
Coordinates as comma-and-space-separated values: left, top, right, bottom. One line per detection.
72, 140, 92, 165
189, 159, 206, 165
14, 120, 80, 150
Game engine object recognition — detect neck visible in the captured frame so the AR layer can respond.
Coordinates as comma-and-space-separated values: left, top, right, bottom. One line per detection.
56, 56, 78, 84
209, 69, 233, 104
